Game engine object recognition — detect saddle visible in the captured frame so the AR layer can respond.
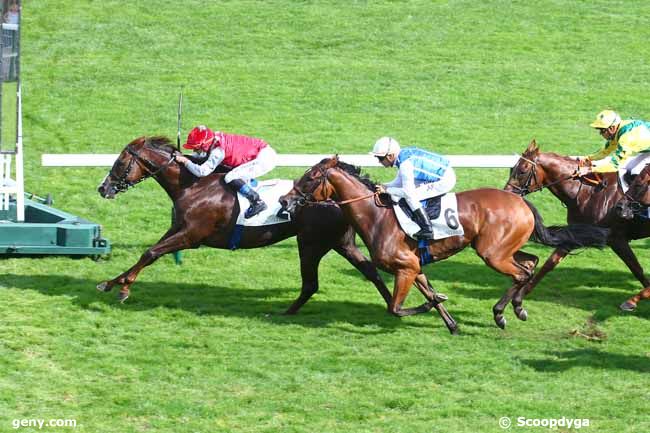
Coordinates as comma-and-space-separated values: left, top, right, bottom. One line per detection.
397, 196, 442, 221
390, 193, 464, 241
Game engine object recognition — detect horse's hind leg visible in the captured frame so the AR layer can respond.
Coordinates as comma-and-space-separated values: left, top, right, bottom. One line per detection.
482, 255, 533, 329
97, 228, 191, 303
610, 238, 650, 288
509, 251, 538, 321
610, 238, 650, 311
621, 286, 650, 312
512, 248, 569, 309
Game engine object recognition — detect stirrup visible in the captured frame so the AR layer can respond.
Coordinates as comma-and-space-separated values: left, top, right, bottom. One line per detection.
414, 229, 434, 240
245, 201, 267, 219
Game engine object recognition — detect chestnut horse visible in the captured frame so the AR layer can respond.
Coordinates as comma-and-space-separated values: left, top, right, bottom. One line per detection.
279, 156, 609, 329
97, 137, 457, 331
505, 140, 650, 311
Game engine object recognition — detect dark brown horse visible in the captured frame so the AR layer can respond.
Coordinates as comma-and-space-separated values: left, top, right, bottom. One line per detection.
617, 164, 650, 219
504, 139, 650, 311
279, 156, 609, 328
97, 137, 457, 331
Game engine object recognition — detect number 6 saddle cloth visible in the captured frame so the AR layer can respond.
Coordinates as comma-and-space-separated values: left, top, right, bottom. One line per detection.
392, 192, 465, 240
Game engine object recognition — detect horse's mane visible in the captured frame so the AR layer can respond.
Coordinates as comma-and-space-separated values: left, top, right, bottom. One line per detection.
332, 159, 377, 191
537, 151, 579, 165
144, 136, 176, 153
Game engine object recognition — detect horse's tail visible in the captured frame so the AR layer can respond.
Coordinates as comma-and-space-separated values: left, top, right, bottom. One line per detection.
524, 200, 610, 250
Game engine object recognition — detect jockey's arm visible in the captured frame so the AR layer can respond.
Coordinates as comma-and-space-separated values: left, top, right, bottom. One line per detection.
385, 159, 417, 200
586, 140, 617, 162
591, 129, 650, 173
183, 147, 225, 177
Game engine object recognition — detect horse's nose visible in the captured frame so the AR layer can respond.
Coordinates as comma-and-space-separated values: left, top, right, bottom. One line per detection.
98, 184, 105, 195
279, 198, 288, 209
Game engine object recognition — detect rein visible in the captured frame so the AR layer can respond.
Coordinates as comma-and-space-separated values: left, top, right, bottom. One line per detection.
337, 192, 382, 206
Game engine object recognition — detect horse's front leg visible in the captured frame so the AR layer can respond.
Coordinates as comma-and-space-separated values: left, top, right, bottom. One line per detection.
284, 241, 330, 315
333, 242, 392, 305
97, 228, 193, 303
387, 269, 418, 317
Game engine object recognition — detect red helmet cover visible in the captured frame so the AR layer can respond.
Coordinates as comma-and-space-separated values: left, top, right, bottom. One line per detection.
183, 125, 215, 152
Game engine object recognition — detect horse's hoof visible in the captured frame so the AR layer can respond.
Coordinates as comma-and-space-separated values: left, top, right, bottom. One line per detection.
514, 307, 528, 321
434, 293, 448, 303
96, 281, 112, 292
619, 301, 637, 312
494, 315, 506, 329
118, 292, 129, 303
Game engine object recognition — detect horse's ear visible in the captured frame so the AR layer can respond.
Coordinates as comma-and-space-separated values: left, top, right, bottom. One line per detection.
129, 136, 146, 147
325, 155, 339, 168
526, 139, 539, 153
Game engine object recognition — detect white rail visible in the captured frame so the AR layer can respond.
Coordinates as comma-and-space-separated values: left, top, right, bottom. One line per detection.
42, 153, 520, 168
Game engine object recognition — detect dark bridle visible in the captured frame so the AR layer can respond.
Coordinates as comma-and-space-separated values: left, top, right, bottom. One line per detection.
507, 154, 589, 196
112, 143, 176, 192
291, 164, 382, 207
506, 155, 540, 196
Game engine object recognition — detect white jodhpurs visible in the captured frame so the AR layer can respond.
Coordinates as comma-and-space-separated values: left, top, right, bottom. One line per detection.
224, 146, 278, 184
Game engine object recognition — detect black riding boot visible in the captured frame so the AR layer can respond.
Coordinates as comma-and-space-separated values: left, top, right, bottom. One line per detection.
412, 207, 434, 240
227, 179, 267, 219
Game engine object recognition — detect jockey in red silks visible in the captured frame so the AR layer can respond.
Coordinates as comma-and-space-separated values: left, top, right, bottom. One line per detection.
175, 125, 277, 218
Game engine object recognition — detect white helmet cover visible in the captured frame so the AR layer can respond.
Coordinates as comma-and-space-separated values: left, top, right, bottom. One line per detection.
370, 136, 401, 157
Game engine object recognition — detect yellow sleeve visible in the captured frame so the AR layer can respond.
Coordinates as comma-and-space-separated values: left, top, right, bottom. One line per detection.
591, 158, 618, 173
586, 141, 616, 161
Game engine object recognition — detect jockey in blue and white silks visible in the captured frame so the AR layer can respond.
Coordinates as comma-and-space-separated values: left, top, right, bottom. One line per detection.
371, 137, 456, 240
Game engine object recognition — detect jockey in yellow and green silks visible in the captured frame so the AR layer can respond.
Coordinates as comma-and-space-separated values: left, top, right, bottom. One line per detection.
577, 110, 650, 191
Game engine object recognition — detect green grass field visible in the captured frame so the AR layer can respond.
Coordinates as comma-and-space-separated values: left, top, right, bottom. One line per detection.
1, 1, 650, 432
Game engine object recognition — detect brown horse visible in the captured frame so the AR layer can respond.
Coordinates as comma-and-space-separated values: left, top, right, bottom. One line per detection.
504, 139, 650, 311
617, 164, 650, 219
279, 156, 609, 328
97, 137, 457, 331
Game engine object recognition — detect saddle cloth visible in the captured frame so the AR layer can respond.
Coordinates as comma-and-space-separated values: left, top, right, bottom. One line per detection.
236, 179, 293, 227
392, 192, 465, 240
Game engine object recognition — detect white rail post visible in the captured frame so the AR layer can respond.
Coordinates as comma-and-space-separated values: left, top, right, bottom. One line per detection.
15, 83, 23, 220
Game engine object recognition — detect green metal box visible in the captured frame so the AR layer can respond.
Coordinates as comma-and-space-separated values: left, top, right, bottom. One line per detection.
0, 198, 110, 256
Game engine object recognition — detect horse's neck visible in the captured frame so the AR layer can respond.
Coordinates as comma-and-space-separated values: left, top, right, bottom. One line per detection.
329, 169, 388, 239
153, 163, 183, 200
539, 153, 582, 202
540, 153, 621, 220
